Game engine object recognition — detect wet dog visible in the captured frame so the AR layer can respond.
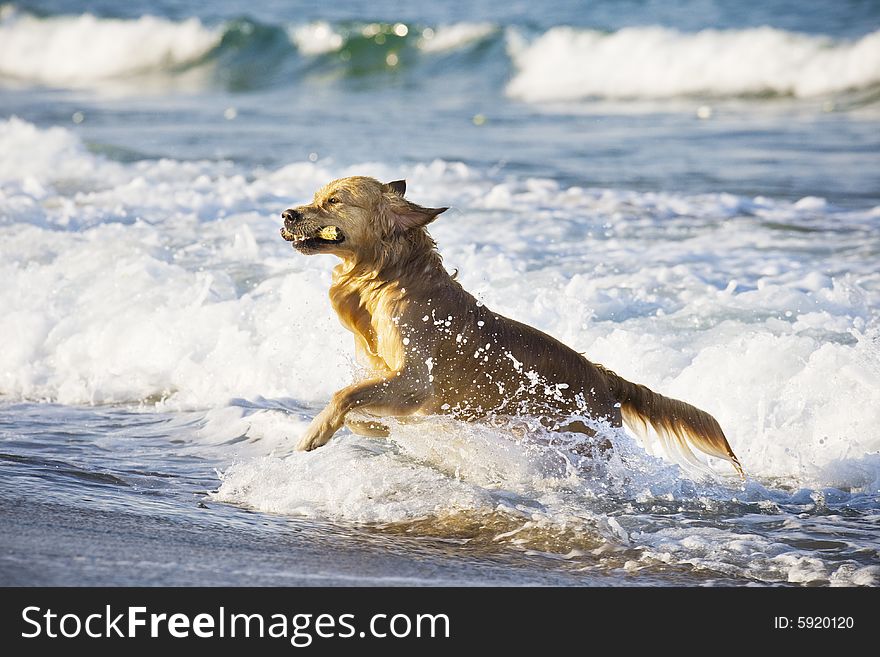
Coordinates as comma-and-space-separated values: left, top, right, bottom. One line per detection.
281, 176, 742, 475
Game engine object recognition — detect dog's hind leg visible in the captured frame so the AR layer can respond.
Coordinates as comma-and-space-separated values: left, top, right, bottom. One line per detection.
556, 419, 596, 436
554, 419, 613, 458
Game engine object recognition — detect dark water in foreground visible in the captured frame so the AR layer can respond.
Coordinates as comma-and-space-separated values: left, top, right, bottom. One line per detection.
2, 403, 877, 586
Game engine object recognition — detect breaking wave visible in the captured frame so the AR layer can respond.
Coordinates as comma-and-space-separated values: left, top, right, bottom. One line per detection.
3, 5, 877, 103
506, 25, 880, 101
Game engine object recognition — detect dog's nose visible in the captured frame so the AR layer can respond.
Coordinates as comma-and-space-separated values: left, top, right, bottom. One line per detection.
282, 209, 302, 227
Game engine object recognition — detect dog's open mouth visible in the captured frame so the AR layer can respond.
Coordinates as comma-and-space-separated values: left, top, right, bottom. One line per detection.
280, 225, 345, 248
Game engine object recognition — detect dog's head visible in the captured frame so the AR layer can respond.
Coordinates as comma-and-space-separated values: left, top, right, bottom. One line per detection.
280, 176, 447, 259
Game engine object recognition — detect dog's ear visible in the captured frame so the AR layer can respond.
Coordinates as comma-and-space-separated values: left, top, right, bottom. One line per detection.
384, 180, 407, 197
383, 192, 448, 230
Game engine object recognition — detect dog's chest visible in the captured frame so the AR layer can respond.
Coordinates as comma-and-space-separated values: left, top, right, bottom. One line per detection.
329, 280, 405, 373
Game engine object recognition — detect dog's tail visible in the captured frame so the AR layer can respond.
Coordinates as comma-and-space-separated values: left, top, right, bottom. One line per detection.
598, 365, 743, 477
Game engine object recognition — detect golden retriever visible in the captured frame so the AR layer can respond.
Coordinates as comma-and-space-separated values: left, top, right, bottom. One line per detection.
281, 176, 742, 476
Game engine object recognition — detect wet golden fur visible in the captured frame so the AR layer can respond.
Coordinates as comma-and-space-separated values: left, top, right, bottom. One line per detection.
281, 176, 742, 475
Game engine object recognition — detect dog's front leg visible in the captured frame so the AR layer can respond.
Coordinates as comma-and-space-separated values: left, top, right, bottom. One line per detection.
296, 373, 429, 451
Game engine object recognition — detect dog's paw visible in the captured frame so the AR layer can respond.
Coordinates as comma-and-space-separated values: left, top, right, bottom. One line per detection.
296, 415, 334, 451
295, 431, 324, 451
295, 435, 323, 451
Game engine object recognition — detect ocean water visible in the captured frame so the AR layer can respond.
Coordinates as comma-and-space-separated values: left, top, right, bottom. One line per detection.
1, 0, 879, 586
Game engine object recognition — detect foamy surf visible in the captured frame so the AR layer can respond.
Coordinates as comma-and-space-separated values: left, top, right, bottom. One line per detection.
206, 400, 878, 585
507, 25, 880, 101
2, 117, 879, 482
0, 6, 220, 86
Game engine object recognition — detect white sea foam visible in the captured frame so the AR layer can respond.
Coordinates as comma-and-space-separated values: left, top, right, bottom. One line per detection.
0, 6, 220, 86
207, 403, 878, 584
287, 21, 344, 55
507, 25, 880, 102
635, 525, 880, 585
286, 21, 496, 56
417, 23, 497, 53
2, 118, 878, 583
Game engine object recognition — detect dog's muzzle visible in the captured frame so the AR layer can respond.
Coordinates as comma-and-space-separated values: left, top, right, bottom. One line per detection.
280, 209, 345, 250
282, 209, 302, 229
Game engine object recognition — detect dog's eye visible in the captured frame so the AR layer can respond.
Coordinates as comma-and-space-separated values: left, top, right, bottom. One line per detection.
327, 197, 340, 205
